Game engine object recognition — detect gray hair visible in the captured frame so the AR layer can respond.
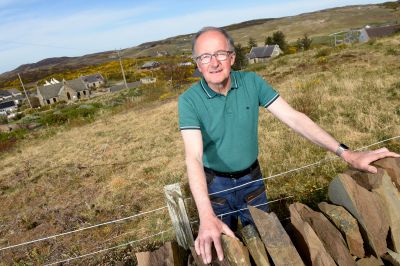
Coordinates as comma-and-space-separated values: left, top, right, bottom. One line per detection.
191, 26, 235, 57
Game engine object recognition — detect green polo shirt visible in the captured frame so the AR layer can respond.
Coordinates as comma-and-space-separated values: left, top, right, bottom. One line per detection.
178, 71, 279, 172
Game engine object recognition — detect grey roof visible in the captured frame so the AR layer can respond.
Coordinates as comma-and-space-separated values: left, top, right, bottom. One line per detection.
109, 81, 141, 93
37, 83, 63, 100
365, 25, 400, 39
81, 73, 104, 83
0, 101, 16, 109
248, 45, 277, 59
67, 78, 88, 92
0, 90, 12, 97
8, 88, 21, 95
141, 61, 160, 68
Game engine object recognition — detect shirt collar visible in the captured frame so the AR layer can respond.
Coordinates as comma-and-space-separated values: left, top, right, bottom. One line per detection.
200, 71, 238, 99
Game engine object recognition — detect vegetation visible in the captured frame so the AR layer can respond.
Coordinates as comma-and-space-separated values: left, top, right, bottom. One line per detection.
1, 3, 400, 264
296, 34, 313, 51
232, 43, 248, 70
0, 32, 399, 264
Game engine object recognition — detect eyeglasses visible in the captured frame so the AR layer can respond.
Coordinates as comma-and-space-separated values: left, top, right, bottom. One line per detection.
195, 50, 234, 64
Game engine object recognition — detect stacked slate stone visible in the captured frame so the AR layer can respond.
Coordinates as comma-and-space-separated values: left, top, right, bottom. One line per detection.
136, 158, 400, 266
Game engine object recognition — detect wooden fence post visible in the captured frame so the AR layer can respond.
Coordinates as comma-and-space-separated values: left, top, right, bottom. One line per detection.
164, 183, 194, 250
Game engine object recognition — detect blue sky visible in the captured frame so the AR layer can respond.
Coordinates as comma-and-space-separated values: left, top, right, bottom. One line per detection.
0, 0, 385, 74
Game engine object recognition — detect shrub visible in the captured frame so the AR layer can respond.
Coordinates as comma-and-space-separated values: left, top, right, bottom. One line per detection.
315, 48, 332, 58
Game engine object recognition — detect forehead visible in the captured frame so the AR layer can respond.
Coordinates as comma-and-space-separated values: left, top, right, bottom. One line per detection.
195, 30, 229, 54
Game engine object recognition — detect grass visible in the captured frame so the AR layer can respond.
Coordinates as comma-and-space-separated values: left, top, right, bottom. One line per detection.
0, 34, 399, 264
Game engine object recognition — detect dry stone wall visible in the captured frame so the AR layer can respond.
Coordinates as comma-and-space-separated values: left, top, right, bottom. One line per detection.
136, 157, 400, 266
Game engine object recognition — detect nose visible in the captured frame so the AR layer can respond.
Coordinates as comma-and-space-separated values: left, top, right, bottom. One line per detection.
209, 54, 220, 66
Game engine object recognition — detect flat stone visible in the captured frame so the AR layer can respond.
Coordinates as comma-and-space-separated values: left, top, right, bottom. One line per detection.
241, 224, 270, 266
294, 202, 355, 265
136, 241, 187, 266
289, 203, 337, 266
221, 235, 251, 266
382, 249, 400, 266
328, 173, 389, 257
356, 256, 383, 266
372, 157, 400, 191
249, 206, 304, 266
345, 168, 400, 253
318, 202, 365, 258
372, 170, 400, 253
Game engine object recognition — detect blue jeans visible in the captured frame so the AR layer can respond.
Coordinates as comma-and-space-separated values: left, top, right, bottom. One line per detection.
206, 169, 269, 232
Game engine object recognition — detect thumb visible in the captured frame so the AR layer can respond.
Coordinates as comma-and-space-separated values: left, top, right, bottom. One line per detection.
366, 165, 378, 174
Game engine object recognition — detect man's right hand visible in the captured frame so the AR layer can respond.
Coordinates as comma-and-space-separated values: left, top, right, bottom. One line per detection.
194, 215, 236, 264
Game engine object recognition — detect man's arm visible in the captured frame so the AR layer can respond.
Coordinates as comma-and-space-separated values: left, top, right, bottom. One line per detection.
267, 97, 399, 172
180, 129, 235, 264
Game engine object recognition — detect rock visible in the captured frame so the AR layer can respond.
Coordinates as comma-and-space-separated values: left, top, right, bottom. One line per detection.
289, 203, 336, 266
241, 224, 270, 266
136, 241, 187, 266
372, 157, 400, 191
294, 203, 355, 265
328, 173, 389, 257
318, 202, 365, 258
221, 235, 251, 266
356, 256, 383, 266
248, 206, 304, 266
382, 249, 400, 266
345, 169, 400, 253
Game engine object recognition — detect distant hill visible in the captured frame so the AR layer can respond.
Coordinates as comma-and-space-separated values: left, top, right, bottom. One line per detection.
1, 2, 399, 87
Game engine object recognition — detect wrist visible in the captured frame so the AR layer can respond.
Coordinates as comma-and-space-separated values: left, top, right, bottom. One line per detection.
335, 143, 349, 157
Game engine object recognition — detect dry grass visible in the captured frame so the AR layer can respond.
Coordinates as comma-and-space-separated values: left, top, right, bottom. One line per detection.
1, 34, 400, 264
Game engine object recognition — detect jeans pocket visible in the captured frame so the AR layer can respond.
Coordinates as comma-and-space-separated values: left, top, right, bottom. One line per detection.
245, 186, 266, 205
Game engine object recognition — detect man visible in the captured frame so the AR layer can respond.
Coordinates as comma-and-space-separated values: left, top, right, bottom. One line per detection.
178, 26, 398, 264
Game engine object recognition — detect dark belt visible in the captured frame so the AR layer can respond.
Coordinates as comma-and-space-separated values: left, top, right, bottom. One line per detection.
204, 160, 259, 179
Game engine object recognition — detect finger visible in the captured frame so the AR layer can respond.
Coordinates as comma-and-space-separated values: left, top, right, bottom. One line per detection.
194, 238, 200, 256
204, 239, 212, 264
221, 223, 236, 238
372, 147, 388, 153
213, 234, 224, 261
366, 165, 378, 174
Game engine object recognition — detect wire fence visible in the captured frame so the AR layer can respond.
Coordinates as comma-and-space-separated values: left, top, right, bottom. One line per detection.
0, 136, 398, 264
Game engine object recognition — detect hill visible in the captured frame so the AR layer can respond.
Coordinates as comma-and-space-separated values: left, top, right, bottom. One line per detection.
0, 2, 399, 87
0, 28, 399, 263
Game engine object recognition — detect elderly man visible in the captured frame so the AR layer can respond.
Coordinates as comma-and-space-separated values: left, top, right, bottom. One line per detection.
178, 26, 398, 264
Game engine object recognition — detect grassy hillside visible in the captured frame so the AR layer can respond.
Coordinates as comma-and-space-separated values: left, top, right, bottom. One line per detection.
0, 31, 399, 264
1, 2, 399, 88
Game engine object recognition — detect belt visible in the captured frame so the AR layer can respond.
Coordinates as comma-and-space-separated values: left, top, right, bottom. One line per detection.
204, 160, 259, 179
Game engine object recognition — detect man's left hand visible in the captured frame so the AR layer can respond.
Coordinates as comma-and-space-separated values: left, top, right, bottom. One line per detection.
341, 147, 400, 173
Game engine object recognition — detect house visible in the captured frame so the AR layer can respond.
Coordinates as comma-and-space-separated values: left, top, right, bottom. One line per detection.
141, 61, 160, 69
177, 62, 193, 67
359, 24, 400, 42
80, 73, 105, 89
140, 77, 156, 84
0, 90, 12, 101
247, 45, 282, 64
36, 78, 90, 106
7, 88, 22, 97
0, 100, 18, 116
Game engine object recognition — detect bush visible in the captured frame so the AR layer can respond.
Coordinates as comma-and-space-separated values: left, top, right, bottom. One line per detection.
315, 48, 332, 58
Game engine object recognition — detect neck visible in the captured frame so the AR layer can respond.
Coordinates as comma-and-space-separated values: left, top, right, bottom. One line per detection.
209, 77, 231, 96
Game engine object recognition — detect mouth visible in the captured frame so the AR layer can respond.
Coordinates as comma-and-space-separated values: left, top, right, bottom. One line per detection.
209, 69, 222, 74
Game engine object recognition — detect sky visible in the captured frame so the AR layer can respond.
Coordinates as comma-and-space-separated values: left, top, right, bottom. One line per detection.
0, 0, 386, 74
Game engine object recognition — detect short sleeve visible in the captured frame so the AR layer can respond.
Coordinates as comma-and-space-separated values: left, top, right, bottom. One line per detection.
178, 94, 201, 130
254, 73, 280, 108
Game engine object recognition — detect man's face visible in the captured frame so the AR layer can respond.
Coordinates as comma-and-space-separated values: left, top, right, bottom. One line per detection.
194, 31, 236, 89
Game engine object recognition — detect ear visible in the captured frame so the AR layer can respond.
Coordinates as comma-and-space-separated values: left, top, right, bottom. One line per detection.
230, 52, 236, 66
